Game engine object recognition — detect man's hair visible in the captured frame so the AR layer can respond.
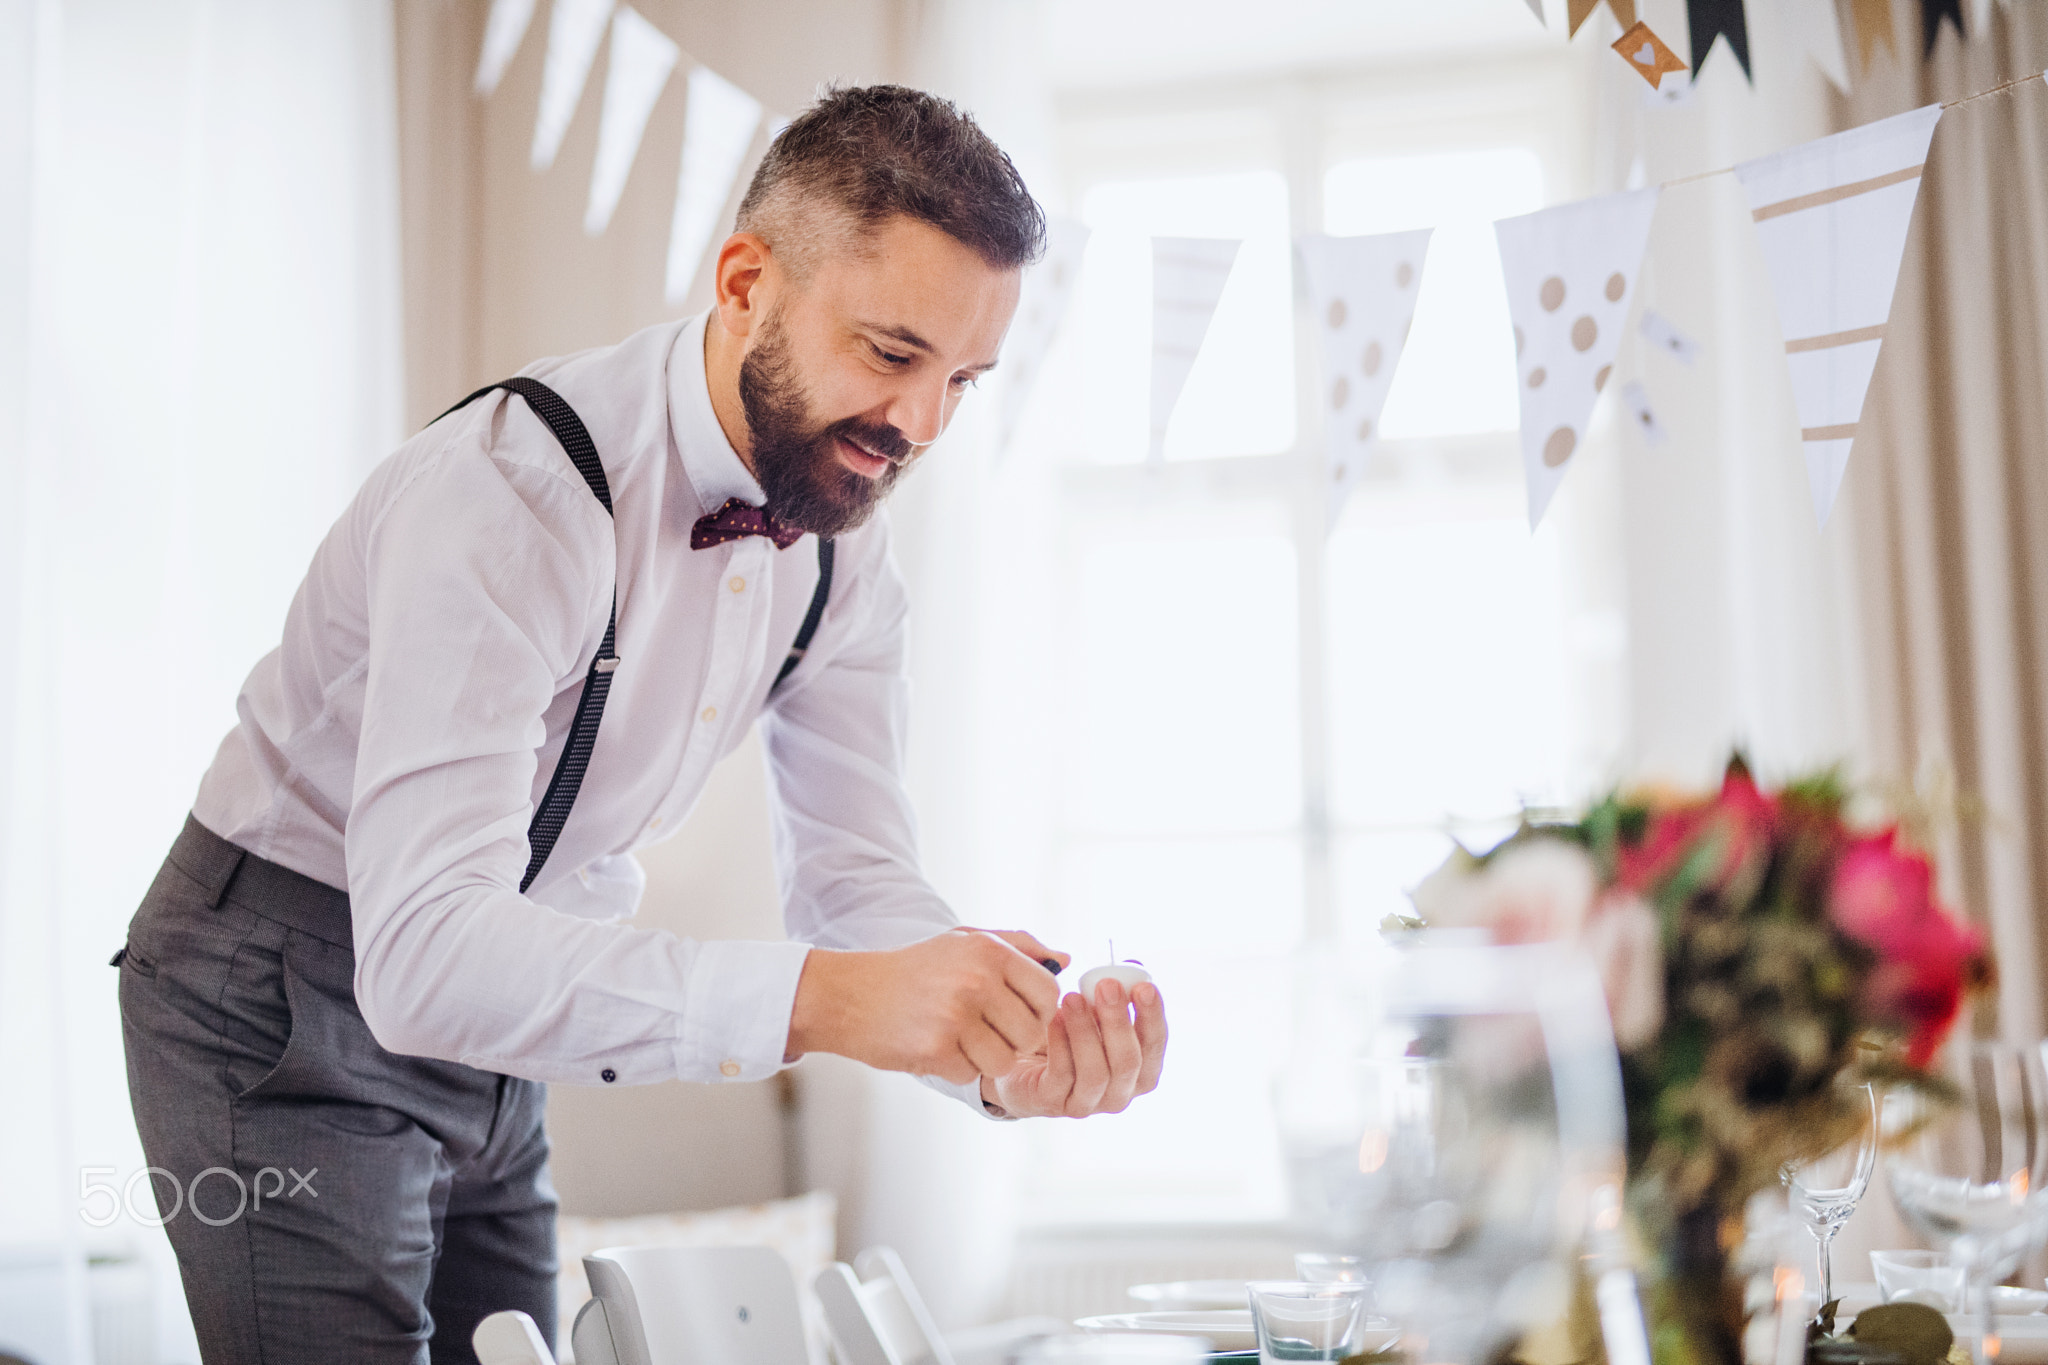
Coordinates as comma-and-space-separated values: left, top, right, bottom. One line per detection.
735, 84, 1046, 277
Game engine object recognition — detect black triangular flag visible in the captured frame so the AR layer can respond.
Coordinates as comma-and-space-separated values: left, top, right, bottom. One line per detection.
1921, 0, 1965, 55
1688, 0, 1753, 84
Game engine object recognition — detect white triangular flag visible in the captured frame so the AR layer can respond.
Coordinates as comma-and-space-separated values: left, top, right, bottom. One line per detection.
474, 0, 537, 96
1771, 0, 1851, 93
1524, 0, 1547, 21
584, 7, 678, 235
997, 219, 1090, 458
1735, 103, 1941, 525
1495, 187, 1660, 528
1296, 229, 1433, 530
530, 0, 615, 171
664, 66, 763, 305
1148, 237, 1241, 464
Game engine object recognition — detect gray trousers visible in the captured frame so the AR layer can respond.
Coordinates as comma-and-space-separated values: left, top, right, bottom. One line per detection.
118, 816, 559, 1364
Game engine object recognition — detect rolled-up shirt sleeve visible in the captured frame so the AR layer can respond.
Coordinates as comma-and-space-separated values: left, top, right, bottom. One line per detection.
343, 423, 805, 1086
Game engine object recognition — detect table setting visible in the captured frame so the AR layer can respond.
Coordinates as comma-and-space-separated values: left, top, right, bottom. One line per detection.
1051, 756, 2047, 1365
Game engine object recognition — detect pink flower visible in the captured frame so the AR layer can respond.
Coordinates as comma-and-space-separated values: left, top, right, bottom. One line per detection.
1583, 895, 1665, 1050
1831, 829, 1984, 1066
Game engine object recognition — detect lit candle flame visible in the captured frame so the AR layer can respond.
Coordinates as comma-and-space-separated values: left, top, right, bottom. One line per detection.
1774, 1267, 1804, 1303
1358, 1129, 1389, 1174
2010, 1168, 2030, 1205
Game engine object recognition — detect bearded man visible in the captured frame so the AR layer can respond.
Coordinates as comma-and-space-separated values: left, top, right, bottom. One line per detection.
116, 84, 1168, 1364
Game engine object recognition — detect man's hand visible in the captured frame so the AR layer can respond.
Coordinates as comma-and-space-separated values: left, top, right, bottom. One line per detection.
786, 928, 1068, 1085
981, 977, 1167, 1118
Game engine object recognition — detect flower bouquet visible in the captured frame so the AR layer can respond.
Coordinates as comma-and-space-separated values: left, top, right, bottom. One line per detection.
1408, 757, 1992, 1365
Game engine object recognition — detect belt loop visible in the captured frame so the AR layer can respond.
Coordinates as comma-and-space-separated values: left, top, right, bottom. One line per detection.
205, 848, 247, 909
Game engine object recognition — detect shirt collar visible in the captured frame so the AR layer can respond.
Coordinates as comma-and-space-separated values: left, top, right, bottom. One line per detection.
667, 309, 766, 514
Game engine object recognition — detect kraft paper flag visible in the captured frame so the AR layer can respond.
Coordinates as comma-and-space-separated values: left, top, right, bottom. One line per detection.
997, 219, 1091, 457
584, 8, 678, 235
1920, 0, 1965, 54
475, 0, 536, 97
531, 0, 615, 171
664, 66, 763, 305
1570, 0, 1638, 36
1613, 21, 1689, 87
1772, 0, 1851, 92
1296, 230, 1433, 529
1735, 103, 1942, 524
1688, 0, 1754, 83
1496, 187, 1661, 527
1148, 238, 1241, 465
1849, 0, 1897, 71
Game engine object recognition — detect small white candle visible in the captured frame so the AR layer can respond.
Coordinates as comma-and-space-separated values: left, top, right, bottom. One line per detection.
1077, 962, 1152, 997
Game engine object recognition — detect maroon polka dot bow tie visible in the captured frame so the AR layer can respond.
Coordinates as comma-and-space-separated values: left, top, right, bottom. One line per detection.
689, 497, 805, 550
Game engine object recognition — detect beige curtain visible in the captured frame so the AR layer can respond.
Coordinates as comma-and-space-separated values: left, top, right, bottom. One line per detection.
1841, 3, 2048, 1048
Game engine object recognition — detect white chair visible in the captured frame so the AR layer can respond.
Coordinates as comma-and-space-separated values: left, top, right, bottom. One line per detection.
813, 1246, 956, 1365
570, 1244, 810, 1365
473, 1310, 558, 1365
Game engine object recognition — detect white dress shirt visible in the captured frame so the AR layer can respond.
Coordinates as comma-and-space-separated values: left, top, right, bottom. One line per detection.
193, 311, 977, 1103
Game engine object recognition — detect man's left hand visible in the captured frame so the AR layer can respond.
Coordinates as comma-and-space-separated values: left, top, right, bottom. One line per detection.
980, 977, 1167, 1118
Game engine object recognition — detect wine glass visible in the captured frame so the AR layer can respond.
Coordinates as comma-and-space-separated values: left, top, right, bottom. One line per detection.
1782, 1082, 1878, 1307
1884, 1041, 2048, 1365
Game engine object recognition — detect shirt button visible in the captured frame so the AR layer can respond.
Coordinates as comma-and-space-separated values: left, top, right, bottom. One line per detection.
729, 576, 746, 593
601, 1068, 617, 1083
648, 816, 663, 832
720, 1060, 741, 1078
701, 706, 717, 723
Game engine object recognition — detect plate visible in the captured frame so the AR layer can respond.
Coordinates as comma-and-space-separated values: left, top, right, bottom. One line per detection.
1129, 1281, 1251, 1311
1077, 1312, 1398, 1358
1077, 1312, 1258, 1352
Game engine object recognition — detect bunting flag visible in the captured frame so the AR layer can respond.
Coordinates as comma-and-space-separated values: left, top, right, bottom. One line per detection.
1848, 0, 1897, 71
1495, 188, 1660, 527
1148, 238, 1241, 465
584, 8, 679, 235
1734, 103, 1943, 524
531, 0, 615, 171
1569, 0, 1638, 35
1688, 0, 1754, 83
1523, 0, 1547, 23
1773, 0, 1851, 91
1296, 230, 1433, 529
997, 219, 1091, 457
664, 66, 763, 305
1613, 21, 1689, 87
1921, 0, 1965, 54
474, 0, 537, 97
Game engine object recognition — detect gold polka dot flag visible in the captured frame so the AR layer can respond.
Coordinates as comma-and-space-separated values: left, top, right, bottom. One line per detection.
997, 218, 1091, 460
1494, 187, 1659, 529
1733, 103, 1942, 526
1295, 229, 1433, 532
1148, 237, 1243, 465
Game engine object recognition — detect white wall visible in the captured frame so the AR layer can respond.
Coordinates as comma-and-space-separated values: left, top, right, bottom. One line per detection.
0, 2, 404, 1359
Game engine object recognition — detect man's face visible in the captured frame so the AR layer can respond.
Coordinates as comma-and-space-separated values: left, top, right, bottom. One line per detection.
738, 215, 1020, 537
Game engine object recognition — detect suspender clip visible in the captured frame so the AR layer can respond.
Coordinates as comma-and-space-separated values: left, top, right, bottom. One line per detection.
594, 656, 620, 675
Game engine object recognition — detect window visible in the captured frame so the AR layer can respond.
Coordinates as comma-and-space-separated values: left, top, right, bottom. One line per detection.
1006, 71, 1607, 1226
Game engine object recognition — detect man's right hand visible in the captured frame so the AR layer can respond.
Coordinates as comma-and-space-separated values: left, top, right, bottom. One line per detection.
785, 928, 1067, 1084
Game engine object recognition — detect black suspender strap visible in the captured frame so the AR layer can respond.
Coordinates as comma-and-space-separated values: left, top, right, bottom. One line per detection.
432, 377, 837, 890
771, 537, 834, 695
435, 378, 617, 893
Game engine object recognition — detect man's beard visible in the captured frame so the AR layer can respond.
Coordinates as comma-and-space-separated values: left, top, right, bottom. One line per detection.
738, 310, 915, 539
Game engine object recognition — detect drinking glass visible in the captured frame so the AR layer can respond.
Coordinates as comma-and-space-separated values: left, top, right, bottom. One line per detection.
1783, 1082, 1878, 1306
1884, 1041, 2048, 1364
1869, 1249, 1964, 1310
1246, 1282, 1374, 1364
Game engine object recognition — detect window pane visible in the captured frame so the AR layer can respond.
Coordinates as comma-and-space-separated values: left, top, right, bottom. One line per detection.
1332, 828, 1461, 942
1323, 150, 1544, 439
1058, 836, 1305, 954
1067, 535, 1301, 834
1327, 519, 1572, 826
1076, 171, 1296, 463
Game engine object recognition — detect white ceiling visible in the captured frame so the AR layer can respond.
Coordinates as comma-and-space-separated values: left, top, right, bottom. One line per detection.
1039, 0, 1563, 90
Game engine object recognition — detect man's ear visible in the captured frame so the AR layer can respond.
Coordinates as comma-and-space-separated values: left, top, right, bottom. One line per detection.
713, 233, 774, 338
